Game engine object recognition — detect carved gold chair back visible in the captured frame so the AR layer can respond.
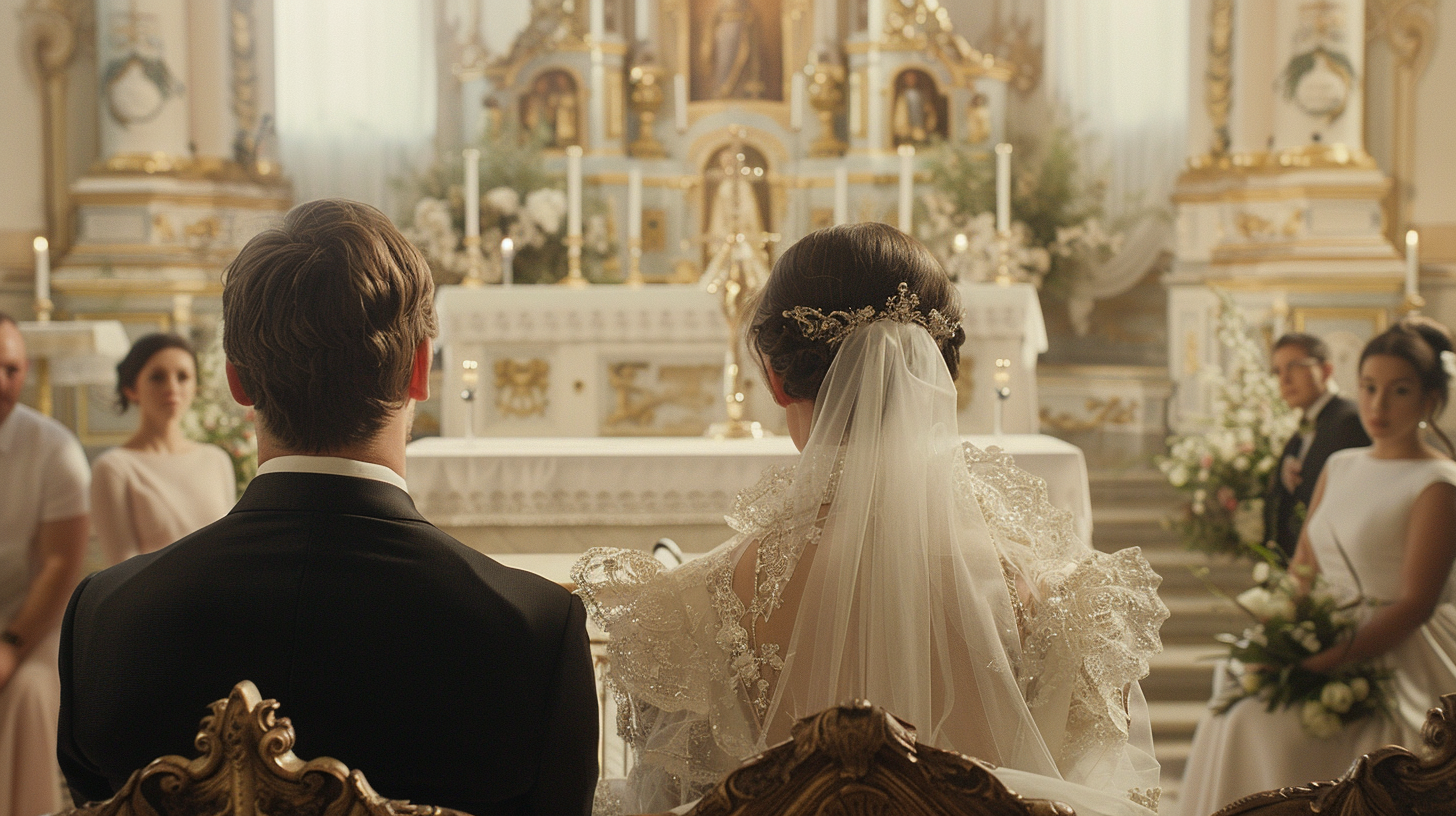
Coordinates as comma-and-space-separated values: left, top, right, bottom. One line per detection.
1211, 693, 1456, 816
55, 680, 470, 816
665, 700, 1075, 816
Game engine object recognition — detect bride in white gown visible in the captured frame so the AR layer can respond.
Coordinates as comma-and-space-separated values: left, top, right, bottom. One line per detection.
574, 224, 1169, 816
1177, 317, 1456, 815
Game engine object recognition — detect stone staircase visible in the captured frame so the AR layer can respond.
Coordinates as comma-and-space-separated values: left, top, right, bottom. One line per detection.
1088, 469, 1254, 810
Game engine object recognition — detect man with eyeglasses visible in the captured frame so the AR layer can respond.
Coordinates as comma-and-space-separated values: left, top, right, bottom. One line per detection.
1263, 332, 1370, 561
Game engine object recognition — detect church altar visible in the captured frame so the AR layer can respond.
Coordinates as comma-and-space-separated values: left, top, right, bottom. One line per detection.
434, 280, 1046, 439
404, 432, 1090, 556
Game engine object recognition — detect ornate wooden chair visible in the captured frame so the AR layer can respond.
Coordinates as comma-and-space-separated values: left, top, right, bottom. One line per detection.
56, 680, 470, 816
663, 700, 1074, 816
1211, 693, 1456, 816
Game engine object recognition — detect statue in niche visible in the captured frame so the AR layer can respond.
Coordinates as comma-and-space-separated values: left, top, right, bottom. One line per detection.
965, 92, 991, 143
702, 143, 773, 308
691, 0, 782, 101
892, 69, 945, 146
520, 70, 580, 147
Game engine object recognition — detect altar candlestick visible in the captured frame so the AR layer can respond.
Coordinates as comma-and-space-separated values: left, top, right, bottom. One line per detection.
501, 237, 515, 286
833, 165, 849, 225
897, 144, 914, 233
33, 236, 50, 304
634, 0, 648, 39
791, 71, 805, 131
674, 74, 688, 132
567, 145, 583, 240
463, 149, 480, 240
628, 167, 643, 241
995, 142, 1012, 234
1406, 229, 1420, 298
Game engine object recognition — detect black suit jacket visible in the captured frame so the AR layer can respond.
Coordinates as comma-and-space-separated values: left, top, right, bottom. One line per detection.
1263, 394, 1370, 560
58, 472, 598, 816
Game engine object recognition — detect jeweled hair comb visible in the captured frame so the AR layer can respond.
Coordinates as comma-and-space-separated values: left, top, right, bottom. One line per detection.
783, 282, 960, 347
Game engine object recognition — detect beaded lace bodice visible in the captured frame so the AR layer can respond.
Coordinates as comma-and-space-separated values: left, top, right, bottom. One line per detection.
573, 443, 1168, 814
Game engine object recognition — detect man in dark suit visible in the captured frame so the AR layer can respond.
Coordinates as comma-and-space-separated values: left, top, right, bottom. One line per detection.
1263, 332, 1371, 561
58, 200, 598, 815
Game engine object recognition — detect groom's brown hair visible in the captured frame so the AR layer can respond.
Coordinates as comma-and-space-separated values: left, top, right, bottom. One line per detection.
222, 198, 437, 452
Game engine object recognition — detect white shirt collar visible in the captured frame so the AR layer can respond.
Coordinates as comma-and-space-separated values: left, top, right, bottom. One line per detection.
256, 455, 409, 493
1305, 387, 1336, 424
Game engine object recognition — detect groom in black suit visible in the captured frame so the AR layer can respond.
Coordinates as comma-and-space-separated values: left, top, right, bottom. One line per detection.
58, 200, 598, 815
1263, 332, 1370, 561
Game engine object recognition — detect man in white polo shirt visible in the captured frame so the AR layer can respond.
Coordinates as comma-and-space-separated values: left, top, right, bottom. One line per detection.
0, 312, 90, 816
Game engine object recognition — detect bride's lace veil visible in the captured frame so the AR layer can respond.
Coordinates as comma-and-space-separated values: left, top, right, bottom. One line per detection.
753, 294, 1058, 777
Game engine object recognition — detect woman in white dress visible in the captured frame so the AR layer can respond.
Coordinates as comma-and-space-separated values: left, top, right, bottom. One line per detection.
91, 334, 236, 564
1177, 317, 1456, 815
574, 224, 1169, 816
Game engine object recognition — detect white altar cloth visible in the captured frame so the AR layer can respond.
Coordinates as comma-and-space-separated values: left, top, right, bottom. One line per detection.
406, 433, 1091, 547
432, 281, 1046, 437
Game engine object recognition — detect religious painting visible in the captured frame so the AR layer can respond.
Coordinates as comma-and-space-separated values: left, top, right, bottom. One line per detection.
891, 69, 947, 147
520, 69, 581, 148
689, 0, 782, 101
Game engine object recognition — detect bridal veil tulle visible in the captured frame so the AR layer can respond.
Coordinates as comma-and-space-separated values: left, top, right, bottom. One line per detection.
574, 320, 1167, 816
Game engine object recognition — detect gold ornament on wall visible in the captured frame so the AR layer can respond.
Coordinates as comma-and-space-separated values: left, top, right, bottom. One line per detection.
494, 358, 550, 418
629, 62, 669, 158
1206, 0, 1233, 156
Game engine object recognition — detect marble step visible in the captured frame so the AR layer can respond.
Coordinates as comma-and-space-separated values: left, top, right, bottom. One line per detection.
1159, 594, 1248, 646
1088, 470, 1184, 510
1143, 644, 1222, 702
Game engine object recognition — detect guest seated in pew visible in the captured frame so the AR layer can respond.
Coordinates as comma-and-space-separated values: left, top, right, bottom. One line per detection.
91, 333, 236, 564
58, 199, 599, 816
574, 224, 1168, 816
0, 312, 90, 816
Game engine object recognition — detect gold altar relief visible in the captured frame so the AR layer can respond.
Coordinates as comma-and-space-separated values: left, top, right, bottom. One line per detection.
521, 69, 581, 148
1234, 209, 1308, 240
690, 0, 782, 101
1206, 0, 1233, 156
642, 208, 667, 251
494, 358, 550, 418
152, 213, 176, 243
1040, 397, 1139, 433
891, 68, 947, 147
603, 362, 719, 435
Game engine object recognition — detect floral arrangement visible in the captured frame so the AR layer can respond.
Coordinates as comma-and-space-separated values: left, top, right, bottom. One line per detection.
182, 336, 257, 496
396, 124, 617, 285
919, 122, 1118, 296
1211, 556, 1389, 738
1159, 294, 1299, 558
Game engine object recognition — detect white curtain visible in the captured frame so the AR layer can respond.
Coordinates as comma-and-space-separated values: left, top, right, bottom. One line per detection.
274, 0, 438, 216
1043, 0, 1189, 329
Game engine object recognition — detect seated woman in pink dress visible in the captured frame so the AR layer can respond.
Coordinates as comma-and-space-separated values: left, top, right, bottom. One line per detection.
91, 334, 236, 564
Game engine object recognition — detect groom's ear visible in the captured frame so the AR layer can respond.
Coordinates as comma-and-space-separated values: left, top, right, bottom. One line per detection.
766, 367, 792, 407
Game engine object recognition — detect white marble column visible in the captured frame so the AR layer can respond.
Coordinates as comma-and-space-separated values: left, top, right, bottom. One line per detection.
96, 0, 193, 161
187, 0, 234, 161
1228, 0, 1275, 154
1271, 0, 1365, 151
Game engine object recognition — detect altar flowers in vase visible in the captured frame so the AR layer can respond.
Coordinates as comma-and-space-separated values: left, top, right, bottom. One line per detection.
1159, 295, 1299, 558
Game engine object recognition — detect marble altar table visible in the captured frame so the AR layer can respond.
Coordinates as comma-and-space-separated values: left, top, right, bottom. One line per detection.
432, 281, 1045, 439
405, 433, 1090, 554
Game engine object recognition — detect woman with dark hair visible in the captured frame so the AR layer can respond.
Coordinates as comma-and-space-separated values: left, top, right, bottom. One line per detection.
90, 333, 235, 564
575, 224, 1167, 816
1178, 317, 1456, 815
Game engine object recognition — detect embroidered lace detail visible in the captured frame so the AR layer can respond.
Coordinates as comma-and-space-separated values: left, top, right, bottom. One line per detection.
783, 282, 960, 347
1128, 786, 1162, 812
958, 442, 1169, 775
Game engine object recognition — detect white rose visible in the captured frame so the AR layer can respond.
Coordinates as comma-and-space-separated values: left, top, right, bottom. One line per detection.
484, 186, 520, 216
1233, 455, 1251, 471
1240, 671, 1262, 694
1299, 632, 1322, 653
1252, 562, 1271, 584
1301, 700, 1343, 738
1349, 676, 1370, 702
1169, 466, 1189, 488
1236, 587, 1275, 620
524, 188, 567, 234
1320, 682, 1354, 714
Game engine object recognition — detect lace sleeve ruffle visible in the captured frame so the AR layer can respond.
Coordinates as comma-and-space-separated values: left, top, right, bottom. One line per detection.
958, 443, 1169, 777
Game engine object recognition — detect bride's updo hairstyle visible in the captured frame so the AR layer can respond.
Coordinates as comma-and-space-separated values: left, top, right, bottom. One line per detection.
748, 222, 965, 401
1359, 315, 1456, 454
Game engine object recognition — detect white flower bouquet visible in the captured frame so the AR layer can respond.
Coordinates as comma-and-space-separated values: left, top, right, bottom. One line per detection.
1159, 294, 1299, 558
182, 337, 257, 496
1212, 558, 1390, 738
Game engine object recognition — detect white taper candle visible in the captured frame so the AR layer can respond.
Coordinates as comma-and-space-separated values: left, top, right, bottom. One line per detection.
674, 74, 688, 132
791, 71, 805, 131
463, 149, 480, 240
995, 142, 1012, 234
33, 236, 49, 303
567, 145, 583, 239
897, 144, 914, 233
1406, 229, 1420, 298
628, 167, 643, 240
